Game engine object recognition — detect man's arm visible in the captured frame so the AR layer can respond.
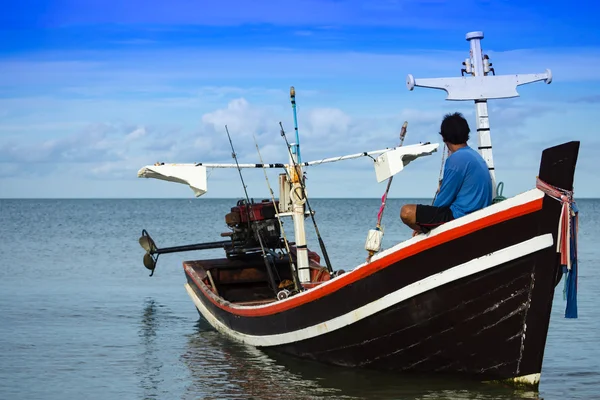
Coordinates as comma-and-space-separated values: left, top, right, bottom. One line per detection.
433, 166, 462, 208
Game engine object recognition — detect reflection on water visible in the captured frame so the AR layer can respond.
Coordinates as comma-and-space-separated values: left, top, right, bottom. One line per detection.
136, 299, 170, 399
180, 318, 542, 400
137, 299, 164, 399
264, 352, 543, 400
181, 326, 348, 399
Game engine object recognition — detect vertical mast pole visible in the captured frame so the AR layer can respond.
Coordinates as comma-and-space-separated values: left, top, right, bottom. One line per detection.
288, 150, 310, 283
290, 86, 302, 164
288, 146, 310, 283
406, 31, 552, 201
288, 86, 309, 283
466, 31, 497, 198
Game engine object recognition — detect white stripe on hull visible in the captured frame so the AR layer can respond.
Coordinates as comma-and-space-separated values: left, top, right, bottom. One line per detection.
186, 234, 553, 347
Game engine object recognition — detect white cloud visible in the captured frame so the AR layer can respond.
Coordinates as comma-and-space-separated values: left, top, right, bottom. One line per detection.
2, 46, 599, 95
4, 96, 589, 199
202, 98, 269, 136
0, 45, 597, 157
125, 126, 146, 142
304, 108, 351, 138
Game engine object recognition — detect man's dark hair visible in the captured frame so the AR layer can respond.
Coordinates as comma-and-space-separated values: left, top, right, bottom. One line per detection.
439, 112, 470, 144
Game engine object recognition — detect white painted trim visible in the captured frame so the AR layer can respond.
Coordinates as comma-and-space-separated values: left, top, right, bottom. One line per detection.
368, 188, 545, 264
484, 372, 541, 387
186, 234, 553, 347
202, 187, 545, 312
512, 373, 541, 386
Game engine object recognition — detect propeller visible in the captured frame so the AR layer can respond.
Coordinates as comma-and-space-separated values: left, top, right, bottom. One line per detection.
137, 229, 233, 277
139, 230, 159, 276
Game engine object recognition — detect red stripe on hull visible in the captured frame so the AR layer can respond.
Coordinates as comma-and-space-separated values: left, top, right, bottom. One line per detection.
185, 197, 544, 318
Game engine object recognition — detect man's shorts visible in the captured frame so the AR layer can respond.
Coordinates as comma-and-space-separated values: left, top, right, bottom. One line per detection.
415, 204, 454, 233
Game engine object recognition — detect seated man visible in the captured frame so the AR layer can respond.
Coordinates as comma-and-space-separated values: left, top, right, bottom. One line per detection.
400, 112, 492, 234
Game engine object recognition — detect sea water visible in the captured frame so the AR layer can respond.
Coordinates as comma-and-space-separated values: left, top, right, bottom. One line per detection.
1, 198, 598, 400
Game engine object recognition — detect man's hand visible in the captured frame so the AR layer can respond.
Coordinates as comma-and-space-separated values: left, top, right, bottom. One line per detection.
412, 230, 420, 237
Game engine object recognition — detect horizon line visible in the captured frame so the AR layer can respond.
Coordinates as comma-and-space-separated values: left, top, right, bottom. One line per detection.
2, 197, 600, 200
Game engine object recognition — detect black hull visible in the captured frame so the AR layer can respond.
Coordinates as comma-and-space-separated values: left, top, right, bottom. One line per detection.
183, 141, 580, 387
271, 251, 544, 380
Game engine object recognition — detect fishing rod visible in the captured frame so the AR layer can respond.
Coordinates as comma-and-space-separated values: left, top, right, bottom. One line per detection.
279, 121, 334, 275
366, 121, 408, 263
225, 125, 280, 295
225, 125, 253, 228
252, 133, 301, 293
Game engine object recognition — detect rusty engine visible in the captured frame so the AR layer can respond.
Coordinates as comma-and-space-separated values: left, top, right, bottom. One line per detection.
223, 199, 282, 256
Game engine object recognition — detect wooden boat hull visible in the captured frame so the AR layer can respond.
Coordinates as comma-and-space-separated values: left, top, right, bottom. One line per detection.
183, 141, 579, 387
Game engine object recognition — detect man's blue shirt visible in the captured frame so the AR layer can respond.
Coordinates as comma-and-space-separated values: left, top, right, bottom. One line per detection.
433, 146, 493, 218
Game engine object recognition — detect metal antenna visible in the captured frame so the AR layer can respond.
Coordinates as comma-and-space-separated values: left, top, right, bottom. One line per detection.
406, 30, 552, 198
290, 86, 302, 164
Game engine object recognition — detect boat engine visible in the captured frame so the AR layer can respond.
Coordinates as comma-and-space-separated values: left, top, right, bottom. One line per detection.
224, 199, 282, 256
138, 198, 286, 275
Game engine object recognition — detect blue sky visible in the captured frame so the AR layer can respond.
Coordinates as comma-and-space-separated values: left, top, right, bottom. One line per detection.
1, 0, 599, 198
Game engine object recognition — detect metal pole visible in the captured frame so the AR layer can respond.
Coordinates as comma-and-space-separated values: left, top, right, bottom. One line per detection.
466, 31, 497, 198
290, 86, 302, 164
288, 149, 311, 282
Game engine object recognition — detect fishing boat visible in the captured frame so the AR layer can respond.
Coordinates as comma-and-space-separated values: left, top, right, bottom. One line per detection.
136, 31, 580, 388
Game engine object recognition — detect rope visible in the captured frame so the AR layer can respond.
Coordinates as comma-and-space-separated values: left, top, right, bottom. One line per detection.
536, 177, 575, 269
432, 144, 448, 205
492, 181, 507, 204
535, 176, 579, 318
376, 191, 388, 225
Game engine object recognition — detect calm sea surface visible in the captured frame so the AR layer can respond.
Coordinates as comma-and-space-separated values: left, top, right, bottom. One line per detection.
1, 198, 598, 400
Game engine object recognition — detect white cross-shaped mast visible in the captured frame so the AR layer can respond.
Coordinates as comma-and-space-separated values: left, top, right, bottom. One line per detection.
406, 31, 553, 197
